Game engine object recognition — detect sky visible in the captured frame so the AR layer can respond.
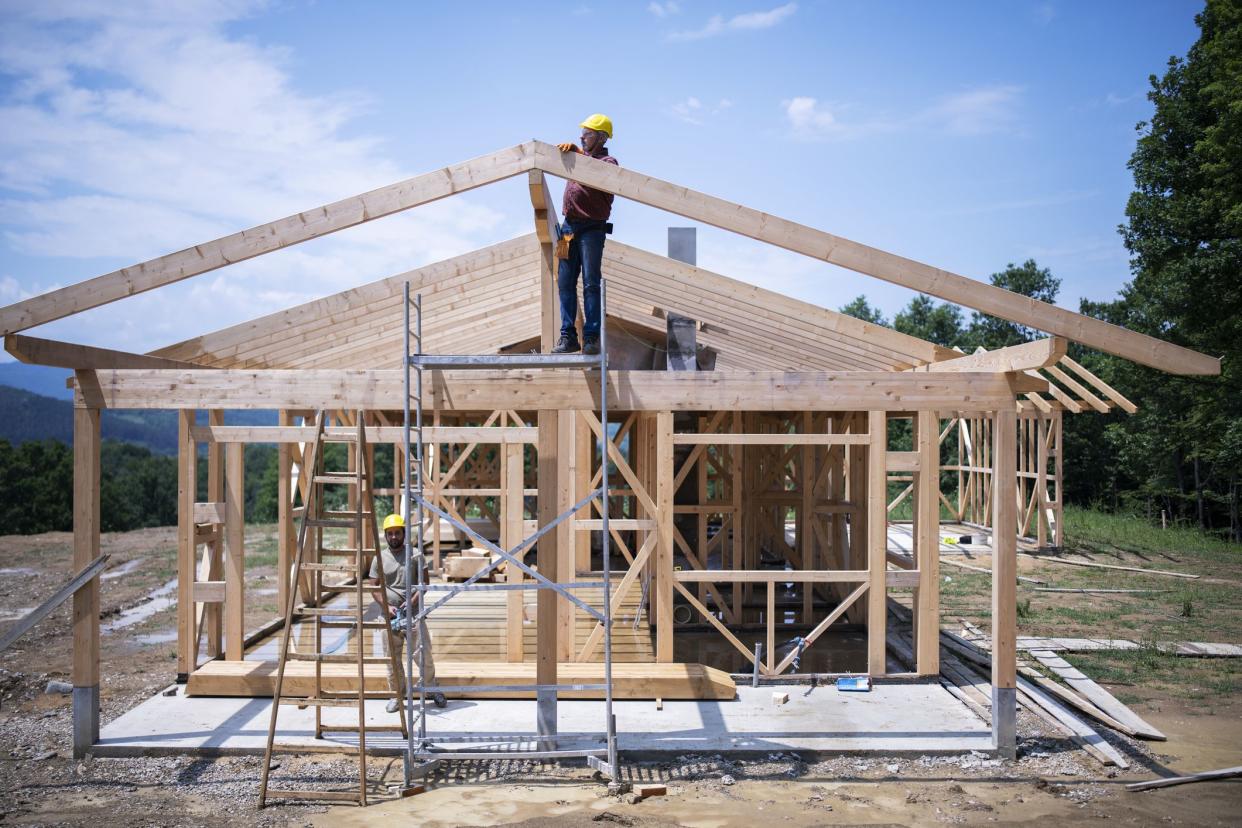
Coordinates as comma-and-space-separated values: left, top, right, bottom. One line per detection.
0, 0, 1206, 360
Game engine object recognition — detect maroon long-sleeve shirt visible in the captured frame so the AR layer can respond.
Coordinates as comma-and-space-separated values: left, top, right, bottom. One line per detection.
561, 145, 618, 222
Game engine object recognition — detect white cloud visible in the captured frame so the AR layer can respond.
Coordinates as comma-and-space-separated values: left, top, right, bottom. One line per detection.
0, 1, 512, 351
783, 97, 840, 136
647, 1, 681, 17
782, 86, 1024, 141
669, 96, 734, 125
929, 85, 1023, 136
1033, 3, 1057, 25
730, 3, 798, 30
669, 2, 797, 41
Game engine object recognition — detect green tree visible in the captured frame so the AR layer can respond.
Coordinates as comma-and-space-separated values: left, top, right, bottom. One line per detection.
1081, 0, 1242, 537
894, 295, 963, 347
839, 295, 888, 326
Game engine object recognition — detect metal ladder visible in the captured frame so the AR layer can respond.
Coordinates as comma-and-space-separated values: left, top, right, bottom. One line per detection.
398, 279, 619, 791
259, 411, 409, 807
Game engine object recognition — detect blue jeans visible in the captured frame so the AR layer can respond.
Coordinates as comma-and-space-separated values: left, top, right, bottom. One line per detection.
557, 220, 606, 340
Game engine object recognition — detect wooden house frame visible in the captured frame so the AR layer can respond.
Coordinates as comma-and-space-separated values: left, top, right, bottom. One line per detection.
0, 142, 1218, 761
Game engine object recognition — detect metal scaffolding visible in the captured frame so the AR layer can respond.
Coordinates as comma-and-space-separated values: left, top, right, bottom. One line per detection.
400, 280, 618, 790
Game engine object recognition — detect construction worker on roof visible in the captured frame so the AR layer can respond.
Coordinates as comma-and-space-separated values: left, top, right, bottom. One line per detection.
552, 113, 618, 356
371, 513, 446, 710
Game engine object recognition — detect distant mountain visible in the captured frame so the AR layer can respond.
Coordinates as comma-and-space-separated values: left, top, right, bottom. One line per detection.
0, 384, 277, 454
0, 362, 74, 400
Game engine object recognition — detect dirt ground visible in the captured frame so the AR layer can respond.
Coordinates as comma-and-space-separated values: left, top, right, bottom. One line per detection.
1, 526, 1240, 826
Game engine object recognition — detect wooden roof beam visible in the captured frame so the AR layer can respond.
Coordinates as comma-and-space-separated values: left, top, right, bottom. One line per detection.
0, 143, 540, 336
912, 338, 1067, 373
530, 141, 1219, 376
5, 333, 207, 371
527, 170, 561, 349
73, 368, 1046, 413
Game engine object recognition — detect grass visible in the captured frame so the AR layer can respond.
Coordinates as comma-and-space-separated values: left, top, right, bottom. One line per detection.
939, 505, 1241, 701
1063, 505, 1240, 566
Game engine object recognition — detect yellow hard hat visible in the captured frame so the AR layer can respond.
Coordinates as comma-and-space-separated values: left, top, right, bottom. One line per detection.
382, 513, 405, 532
580, 113, 613, 138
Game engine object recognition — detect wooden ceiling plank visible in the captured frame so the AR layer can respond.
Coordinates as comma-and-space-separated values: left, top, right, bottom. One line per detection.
155, 237, 538, 364
606, 242, 941, 365
604, 264, 892, 371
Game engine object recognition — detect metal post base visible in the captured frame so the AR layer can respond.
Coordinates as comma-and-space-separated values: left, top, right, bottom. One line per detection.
536, 687, 557, 744
73, 684, 99, 759
587, 754, 616, 780
991, 686, 1017, 759
406, 757, 442, 781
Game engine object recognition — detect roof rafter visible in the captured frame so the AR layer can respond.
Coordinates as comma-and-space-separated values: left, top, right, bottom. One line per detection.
530, 141, 1219, 376
0, 143, 539, 336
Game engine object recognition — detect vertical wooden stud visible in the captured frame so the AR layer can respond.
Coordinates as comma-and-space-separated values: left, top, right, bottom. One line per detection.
915, 411, 940, 674
867, 410, 888, 676
654, 411, 675, 662
224, 442, 246, 661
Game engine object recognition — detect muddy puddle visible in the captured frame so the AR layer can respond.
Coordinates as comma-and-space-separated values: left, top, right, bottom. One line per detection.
102, 579, 176, 634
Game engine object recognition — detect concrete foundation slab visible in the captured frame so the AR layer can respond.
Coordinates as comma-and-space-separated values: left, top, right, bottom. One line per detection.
95, 680, 992, 758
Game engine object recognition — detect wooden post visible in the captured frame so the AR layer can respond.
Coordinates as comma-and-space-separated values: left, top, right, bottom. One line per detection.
204, 410, 224, 658
536, 409, 558, 738
1053, 409, 1064, 548
800, 412, 814, 622
72, 399, 100, 758
176, 410, 196, 680
730, 411, 744, 622
991, 407, 1018, 758
915, 411, 940, 674
224, 443, 246, 661
846, 412, 867, 624
575, 412, 591, 573
867, 411, 887, 676
503, 441, 525, 661
556, 410, 576, 662
654, 411, 675, 662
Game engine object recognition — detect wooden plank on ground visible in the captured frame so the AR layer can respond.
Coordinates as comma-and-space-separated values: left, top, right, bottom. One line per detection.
1026, 649, 1166, 740
1017, 553, 1199, 579
1126, 766, 1242, 792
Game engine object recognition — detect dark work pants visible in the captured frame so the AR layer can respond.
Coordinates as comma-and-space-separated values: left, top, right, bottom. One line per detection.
557, 220, 607, 340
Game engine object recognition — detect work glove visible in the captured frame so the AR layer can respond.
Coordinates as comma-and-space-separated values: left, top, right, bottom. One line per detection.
557, 143, 581, 154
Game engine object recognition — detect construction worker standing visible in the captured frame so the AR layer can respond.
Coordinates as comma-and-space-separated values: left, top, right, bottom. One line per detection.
551, 113, 618, 356
371, 513, 446, 710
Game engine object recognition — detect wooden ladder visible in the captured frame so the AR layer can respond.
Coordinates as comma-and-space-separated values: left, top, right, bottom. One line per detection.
259, 411, 408, 807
